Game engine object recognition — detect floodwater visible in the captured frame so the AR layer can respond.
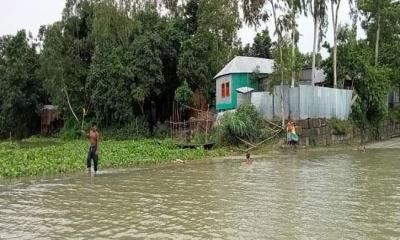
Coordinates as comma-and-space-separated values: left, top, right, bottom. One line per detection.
1, 150, 400, 239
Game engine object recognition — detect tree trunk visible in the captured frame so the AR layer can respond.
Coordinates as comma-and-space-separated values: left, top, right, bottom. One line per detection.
375, 8, 381, 66
311, 16, 319, 86
270, 0, 285, 128
291, 5, 296, 88
280, 46, 285, 128
331, 0, 340, 88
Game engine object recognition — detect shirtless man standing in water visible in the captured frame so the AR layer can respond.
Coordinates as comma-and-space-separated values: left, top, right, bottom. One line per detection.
82, 123, 100, 175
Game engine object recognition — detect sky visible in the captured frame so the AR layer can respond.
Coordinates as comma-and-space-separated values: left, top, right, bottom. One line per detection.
0, 0, 365, 58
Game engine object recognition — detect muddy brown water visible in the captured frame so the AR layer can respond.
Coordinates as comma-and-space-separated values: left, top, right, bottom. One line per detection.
1, 150, 400, 239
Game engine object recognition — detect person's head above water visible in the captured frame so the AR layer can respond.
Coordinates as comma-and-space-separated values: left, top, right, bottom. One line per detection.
246, 152, 250, 159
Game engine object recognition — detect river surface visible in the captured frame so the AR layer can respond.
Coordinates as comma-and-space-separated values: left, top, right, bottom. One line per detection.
1, 150, 400, 239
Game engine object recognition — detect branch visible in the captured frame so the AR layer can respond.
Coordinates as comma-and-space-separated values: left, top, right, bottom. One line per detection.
245, 131, 281, 152
236, 136, 256, 148
63, 88, 80, 125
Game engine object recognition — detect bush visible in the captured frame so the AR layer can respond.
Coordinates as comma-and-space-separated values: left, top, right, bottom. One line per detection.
175, 81, 193, 106
389, 106, 400, 122
58, 118, 86, 140
327, 118, 352, 135
102, 117, 150, 140
219, 104, 267, 145
154, 123, 170, 139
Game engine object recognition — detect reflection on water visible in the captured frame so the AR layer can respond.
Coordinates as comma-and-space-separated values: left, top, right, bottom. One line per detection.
1, 150, 400, 239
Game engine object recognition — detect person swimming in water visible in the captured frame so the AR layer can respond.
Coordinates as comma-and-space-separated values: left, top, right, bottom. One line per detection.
245, 152, 253, 164
81, 122, 100, 175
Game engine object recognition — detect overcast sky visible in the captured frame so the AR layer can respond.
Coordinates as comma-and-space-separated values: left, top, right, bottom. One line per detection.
0, 0, 365, 57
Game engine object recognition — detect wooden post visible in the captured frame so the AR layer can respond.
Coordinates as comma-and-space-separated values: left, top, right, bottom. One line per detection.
9, 131, 12, 144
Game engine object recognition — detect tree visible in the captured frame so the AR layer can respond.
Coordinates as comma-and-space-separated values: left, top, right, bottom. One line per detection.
40, 0, 95, 126
0, 31, 43, 138
252, 28, 273, 58
321, 25, 390, 132
358, 0, 393, 66
128, 32, 164, 114
302, 52, 322, 67
330, 0, 341, 88
287, 0, 306, 87
183, 0, 200, 35
178, 0, 240, 102
308, 0, 328, 85
239, 28, 273, 58
175, 80, 194, 106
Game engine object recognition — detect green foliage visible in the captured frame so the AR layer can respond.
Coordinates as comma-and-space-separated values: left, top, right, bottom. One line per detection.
389, 106, 400, 122
327, 118, 352, 135
101, 117, 150, 140
0, 30, 43, 139
178, 0, 240, 102
58, 117, 83, 140
269, 39, 304, 88
1, 0, 243, 138
175, 81, 194, 106
239, 28, 272, 58
154, 123, 170, 139
321, 25, 391, 131
219, 104, 266, 145
0, 138, 227, 178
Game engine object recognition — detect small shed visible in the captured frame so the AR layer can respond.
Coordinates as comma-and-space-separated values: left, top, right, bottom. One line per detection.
214, 56, 274, 111
41, 105, 59, 135
299, 67, 327, 86
236, 87, 254, 107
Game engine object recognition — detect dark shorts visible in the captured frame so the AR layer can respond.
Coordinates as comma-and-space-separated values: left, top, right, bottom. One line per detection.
87, 146, 99, 172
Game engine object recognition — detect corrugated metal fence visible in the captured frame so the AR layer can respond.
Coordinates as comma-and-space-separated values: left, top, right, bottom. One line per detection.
251, 85, 353, 120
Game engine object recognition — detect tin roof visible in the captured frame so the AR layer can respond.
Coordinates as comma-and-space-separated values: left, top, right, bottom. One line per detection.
236, 87, 255, 94
214, 56, 274, 79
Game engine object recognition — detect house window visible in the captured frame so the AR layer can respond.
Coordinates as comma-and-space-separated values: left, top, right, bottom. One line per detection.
225, 82, 230, 97
221, 82, 230, 99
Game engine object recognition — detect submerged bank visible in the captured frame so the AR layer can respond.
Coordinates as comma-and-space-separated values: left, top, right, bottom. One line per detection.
0, 138, 228, 178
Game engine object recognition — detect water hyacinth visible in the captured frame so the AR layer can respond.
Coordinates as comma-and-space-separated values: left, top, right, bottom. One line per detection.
0, 139, 227, 178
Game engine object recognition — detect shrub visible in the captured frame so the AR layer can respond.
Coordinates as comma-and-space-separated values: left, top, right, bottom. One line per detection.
58, 117, 85, 140
219, 104, 266, 145
175, 81, 193, 106
154, 123, 170, 139
389, 106, 400, 122
102, 117, 150, 140
327, 118, 352, 135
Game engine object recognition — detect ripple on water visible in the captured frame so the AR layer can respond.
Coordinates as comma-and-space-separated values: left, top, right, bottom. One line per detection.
1, 151, 400, 239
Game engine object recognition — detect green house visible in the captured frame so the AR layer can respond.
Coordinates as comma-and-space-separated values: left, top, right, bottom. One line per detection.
214, 56, 274, 111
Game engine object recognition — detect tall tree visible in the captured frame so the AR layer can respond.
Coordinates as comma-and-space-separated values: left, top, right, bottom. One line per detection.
241, 0, 292, 126
287, 0, 305, 87
359, 0, 396, 66
178, 0, 240, 102
0, 31, 43, 138
40, 0, 95, 125
252, 28, 273, 58
238, 28, 272, 58
308, 0, 328, 85
269, 0, 289, 127
330, 0, 341, 88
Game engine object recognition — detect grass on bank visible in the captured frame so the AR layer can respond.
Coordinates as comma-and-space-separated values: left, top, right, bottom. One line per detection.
0, 137, 228, 178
